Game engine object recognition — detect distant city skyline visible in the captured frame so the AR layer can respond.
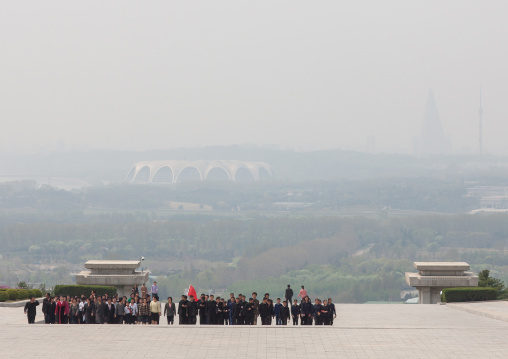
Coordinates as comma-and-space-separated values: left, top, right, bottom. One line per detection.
1, 1, 506, 155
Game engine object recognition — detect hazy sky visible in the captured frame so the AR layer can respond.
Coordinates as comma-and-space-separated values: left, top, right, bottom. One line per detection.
1, 1, 507, 154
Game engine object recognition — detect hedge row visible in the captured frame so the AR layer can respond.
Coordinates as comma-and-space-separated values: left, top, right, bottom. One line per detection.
0, 288, 43, 301
54, 285, 117, 297
442, 287, 497, 302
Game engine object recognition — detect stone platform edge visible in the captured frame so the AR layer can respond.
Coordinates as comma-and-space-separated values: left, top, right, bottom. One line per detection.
447, 300, 508, 323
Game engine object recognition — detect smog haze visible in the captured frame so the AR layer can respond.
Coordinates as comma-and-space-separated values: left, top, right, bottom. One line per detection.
1, 1, 507, 154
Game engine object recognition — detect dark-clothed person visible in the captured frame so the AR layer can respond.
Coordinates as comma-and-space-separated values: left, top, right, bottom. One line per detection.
285, 285, 293, 305
280, 301, 290, 325
301, 297, 313, 325
48, 298, 56, 324
164, 297, 176, 325
252, 293, 260, 325
243, 298, 255, 325
24, 297, 40, 324
259, 298, 269, 325
221, 299, 229, 325
313, 299, 323, 326
206, 295, 217, 325
42, 293, 51, 324
273, 299, 282, 325
187, 296, 198, 325
198, 296, 207, 325
215, 298, 223, 325
233, 298, 243, 325
328, 298, 336, 325
84, 298, 94, 324
69, 299, 80, 324
95, 297, 107, 324
291, 300, 300, 325
178, 295, 188, 325
106, 298, 116, 324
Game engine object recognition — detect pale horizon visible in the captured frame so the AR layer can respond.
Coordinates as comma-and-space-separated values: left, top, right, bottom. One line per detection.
1, 1, 507, 155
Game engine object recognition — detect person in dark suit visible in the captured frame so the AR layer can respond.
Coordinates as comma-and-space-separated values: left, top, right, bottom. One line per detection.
233, 297, 243, 325
215, 297, 223, 325
258, 297, 270, 325
48, 297, 56, 324
42, 293, 51, 324
206, 295, 216, 324
321, 300, 330, 325
178, 295, 188, 325
243, 298, 255, 325
313, 298, 322, 325
24, 297, 40, 324
95, 296, 107, 324
198, 295, 207, 325
280, 301, 290, 325
252, 292, 260, 325
291, 299, 300, 325
164, 297, 176, 325
221, 298, 229, 325
83, 297, 94, 324
227, 293, 235, 325
187, 295, 197, 325
106, 297, 116, 324
301, 296, 313, 325
328, 298, 336, 325
267, 299, 274, 325
285, 285, 293, 306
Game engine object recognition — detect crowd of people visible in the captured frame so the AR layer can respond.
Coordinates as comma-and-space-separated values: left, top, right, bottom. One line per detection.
28, 283, 336, 326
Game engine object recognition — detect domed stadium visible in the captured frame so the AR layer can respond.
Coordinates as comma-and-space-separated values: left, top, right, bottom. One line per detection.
126, 160, 274, 183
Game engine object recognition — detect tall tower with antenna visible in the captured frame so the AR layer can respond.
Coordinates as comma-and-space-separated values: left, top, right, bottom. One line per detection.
479, 89, 483, 155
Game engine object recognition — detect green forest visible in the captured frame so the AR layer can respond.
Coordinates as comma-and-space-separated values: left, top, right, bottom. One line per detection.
1, 191, 508, 302
2, 148, 508, 302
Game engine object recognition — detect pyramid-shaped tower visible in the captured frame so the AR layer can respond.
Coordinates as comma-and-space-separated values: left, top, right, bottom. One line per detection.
417, 90, 450, 155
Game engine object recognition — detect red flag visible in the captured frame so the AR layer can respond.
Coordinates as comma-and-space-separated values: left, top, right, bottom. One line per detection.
188, 284, 197, 300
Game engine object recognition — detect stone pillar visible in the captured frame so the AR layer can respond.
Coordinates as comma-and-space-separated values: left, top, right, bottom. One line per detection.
419, 287, 432, 304
406, 262, 478, 304
76, 260, 149, 297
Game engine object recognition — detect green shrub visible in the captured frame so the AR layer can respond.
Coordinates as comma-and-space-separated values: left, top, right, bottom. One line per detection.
0, 292, 8, 302
33, 289, 43, 297
26, 289, 36, 298
0, 288, 7, 291
16, 289, 29, 300
442, 287, 497, 302
6, 289, 18, 301
54, 285, 117, 297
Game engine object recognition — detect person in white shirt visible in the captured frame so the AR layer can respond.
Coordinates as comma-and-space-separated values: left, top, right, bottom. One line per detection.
79, 298, 85, 323
124, 302, 132, 324
130, 300, 138, 324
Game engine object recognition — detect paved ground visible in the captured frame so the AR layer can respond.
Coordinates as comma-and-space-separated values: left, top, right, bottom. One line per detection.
447, 300, 508, 322
2, 302, 508, 358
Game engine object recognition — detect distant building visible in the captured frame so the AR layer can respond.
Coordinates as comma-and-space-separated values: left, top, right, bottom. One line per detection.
414, 90, 451, 155
126, 160, 273, 184
466, 186, 508, 210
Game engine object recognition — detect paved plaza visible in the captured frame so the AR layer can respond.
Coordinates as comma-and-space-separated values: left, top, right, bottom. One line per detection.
2, 302, 508, 358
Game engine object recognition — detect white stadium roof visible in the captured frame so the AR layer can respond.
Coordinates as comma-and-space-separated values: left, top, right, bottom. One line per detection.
126, 160, 273, 183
